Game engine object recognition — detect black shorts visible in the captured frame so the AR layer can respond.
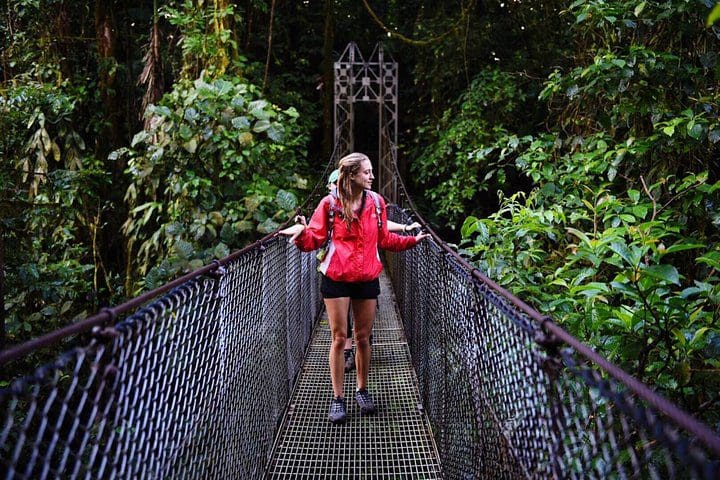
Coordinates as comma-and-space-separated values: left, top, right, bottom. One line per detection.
321, 275, 380, 299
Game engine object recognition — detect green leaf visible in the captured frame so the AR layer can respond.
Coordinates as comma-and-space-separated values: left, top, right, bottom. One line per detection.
189, 259, 204, 270
155, 106, 172, 117
108, 147, 129, 162
60, 301, 73, 315
214, 79, 233, 96
131, 131, 149, 147
231, 116, 251, 129
689, 327, 710, 347
234, 220, 253, 232
173, 239, 194, 260
641, 264, 681, 285
266, 123, 285, 142
663, 243, 705, 254
609, 241, 638, 266
688, 122, 703, 140
461, 216, 479, 238
183, 138, 198, 154
672, 328, 686, 346
249, 100, 270, 120
257, 218, 280, 233
275, 189, 297, 211
707, 4, 720, 27
253, 120, 271, 132
214, 242, 230, 259
634, 1, 646, 17
566, 227, 592, 246
184, 108, 199, 122
572, 282, 611, 297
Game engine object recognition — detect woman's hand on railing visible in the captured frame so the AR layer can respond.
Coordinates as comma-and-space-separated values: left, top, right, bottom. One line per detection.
278, 215, 307, 242
403, 221, 421, 232
415, 231, 430, 242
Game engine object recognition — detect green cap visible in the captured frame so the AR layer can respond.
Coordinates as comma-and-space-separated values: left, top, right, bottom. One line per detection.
327, 169, 339, 184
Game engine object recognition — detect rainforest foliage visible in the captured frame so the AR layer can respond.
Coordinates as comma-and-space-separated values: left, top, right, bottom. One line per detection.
1, 0, 719, 425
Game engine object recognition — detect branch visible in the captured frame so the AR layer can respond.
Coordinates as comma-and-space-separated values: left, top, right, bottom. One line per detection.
639, 175, 657, 221
361, 0, 475, 47
262, 0, 277, 93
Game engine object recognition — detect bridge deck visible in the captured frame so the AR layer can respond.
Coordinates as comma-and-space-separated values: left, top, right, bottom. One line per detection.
265, 272, 443, 478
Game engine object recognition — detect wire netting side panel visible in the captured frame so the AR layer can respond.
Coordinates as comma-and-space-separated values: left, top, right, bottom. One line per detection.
285, 246, 305, 393
385, 205, 555, 478
123, 277, 227, 479
385, 206, 425, 386
136, 278, 225, 479
546, 351, 719, 480
1, 240, 324, 480
260, 241, 291, 467
0, 276, 224, 479
284, 244, 322, 394
415, 244, 450, 463
431, 256, 478, 478
210, 249, 266, 477
387, 246, 556, 478
2, 346, 115, 480
468, 283, 555, 479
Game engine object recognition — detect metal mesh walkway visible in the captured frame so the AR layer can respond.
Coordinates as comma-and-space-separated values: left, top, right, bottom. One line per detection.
265, 272, 443, 478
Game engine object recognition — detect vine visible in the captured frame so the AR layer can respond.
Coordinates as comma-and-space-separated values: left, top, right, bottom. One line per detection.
360, 0, 476, 47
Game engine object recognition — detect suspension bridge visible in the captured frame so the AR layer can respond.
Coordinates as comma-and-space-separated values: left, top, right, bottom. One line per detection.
2, 43, 719, 479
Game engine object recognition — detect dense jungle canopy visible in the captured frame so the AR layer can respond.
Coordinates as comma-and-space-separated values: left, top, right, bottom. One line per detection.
2, 0, 720, 429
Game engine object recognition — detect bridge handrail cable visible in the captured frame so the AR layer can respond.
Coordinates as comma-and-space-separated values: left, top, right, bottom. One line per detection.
388, 153, 720, 458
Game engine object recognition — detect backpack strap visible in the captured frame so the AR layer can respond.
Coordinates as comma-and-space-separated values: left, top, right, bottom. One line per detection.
366, 190, 383, 230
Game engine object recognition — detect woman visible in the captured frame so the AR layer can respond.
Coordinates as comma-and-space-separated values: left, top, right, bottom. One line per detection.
279, 152, 428, 424
323, 168, 421, 374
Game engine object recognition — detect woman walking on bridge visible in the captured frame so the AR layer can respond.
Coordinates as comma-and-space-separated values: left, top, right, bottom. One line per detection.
325, 168, 421, 374
280, 152, 428, 423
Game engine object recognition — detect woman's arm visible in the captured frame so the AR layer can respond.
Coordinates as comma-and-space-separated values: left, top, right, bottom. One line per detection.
278, 198, 330, 251
387, 220, 421, 233
377, 198, 429, 251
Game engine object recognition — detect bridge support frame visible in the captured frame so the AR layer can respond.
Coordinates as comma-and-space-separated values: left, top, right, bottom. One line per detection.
334, 42, 398, 202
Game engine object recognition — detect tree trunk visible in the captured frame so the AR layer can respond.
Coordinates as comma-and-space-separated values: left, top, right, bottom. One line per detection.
95, 0, 126, 306
139, 0, 164, 127
262, 0, 277, 92
321, 0, 334, 161
95, 0, 121, 159
56, 0, 72, 79
0, 227, 5, 350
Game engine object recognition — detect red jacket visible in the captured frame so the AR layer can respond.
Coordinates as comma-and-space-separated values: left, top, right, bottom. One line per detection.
294, 191, 418, 283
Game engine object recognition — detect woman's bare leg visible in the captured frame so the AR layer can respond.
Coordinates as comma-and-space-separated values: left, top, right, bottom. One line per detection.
351, 298, 377, 389
325, 297, 350, 397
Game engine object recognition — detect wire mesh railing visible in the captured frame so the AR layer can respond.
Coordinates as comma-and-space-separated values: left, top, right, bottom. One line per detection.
385, 179, 720, 478
2, 156, 720, 478
0, 232, 326, 479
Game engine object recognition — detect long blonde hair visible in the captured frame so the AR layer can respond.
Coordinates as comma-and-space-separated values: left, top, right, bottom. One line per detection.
336, 152, 369, 228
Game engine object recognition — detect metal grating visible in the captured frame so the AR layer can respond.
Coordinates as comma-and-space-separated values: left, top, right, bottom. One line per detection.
265, 272, 443, 478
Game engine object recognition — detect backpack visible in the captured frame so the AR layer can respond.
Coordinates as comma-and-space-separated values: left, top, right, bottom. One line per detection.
316, 190, 382, 263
